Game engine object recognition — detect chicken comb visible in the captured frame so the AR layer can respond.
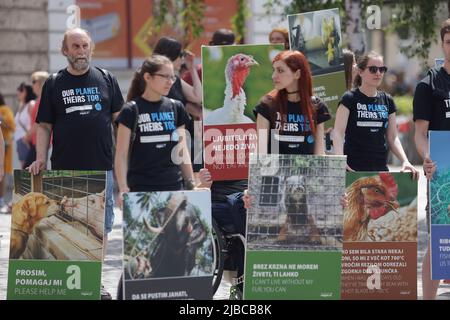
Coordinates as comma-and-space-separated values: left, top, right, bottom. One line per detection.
379, 172, 398, 197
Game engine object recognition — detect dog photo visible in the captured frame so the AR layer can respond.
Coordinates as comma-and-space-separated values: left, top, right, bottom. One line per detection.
9, 170, 106, 261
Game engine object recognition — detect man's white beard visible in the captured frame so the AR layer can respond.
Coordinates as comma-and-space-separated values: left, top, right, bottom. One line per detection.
68, 56, 90, 71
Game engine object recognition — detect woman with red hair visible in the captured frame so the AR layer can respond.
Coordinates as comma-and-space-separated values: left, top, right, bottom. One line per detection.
254, 50, 330, 155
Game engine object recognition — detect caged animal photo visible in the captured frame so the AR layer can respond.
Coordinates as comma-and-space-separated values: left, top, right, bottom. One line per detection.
10, 192, 60, 259
10, 170, 107, 261
343, 172, 417, 242
278, 175, 322, 244
123, 191, 213, 280
202, 44, 283, 126
246, 154, 347, 251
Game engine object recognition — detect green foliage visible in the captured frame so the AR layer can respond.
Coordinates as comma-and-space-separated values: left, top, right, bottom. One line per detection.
263, 0, 445, 66
389, 0, 441, 64
231, 0, 250, 44
263, 0, 344, 16
181, 0, 206, 45
153, 0, 170, 34
153, 0, 205, 46
392, 95, 413, 115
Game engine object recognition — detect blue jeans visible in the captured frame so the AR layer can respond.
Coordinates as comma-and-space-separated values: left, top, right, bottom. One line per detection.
104, 170, 114, 233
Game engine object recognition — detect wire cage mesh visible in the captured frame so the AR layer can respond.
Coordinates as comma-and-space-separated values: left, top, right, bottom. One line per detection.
14, 170, 106, 241
247, 154, 346, 251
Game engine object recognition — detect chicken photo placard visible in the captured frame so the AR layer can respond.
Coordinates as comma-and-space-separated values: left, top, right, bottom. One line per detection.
244, 154, 346, 299
287, 8, 347, 129
429, 131, 450, 280
341, 172, 418, 300
7, 170, 106, 300
121, 190, 213, 300
202, 44, 283, 180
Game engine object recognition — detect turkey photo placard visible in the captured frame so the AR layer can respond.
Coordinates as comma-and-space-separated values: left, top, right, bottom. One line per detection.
429, 131, 450, 280
244, 154, 346, 299
202, 44, 283, 180
341, 172, 418, 300
7, 170, 106, 300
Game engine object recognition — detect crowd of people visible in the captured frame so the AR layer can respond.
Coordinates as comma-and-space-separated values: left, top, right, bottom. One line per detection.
0, 17, 448, 301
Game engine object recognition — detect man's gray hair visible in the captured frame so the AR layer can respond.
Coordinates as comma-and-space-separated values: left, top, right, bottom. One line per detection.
61, 27, 95, 55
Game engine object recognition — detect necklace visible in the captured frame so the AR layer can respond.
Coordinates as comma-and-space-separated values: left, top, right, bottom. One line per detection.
286, 90, 299, 94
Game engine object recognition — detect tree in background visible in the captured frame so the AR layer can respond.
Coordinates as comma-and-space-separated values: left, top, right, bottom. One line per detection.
152, 0, 205, 48
231, 0, 250, 43
263, 0, 448, 65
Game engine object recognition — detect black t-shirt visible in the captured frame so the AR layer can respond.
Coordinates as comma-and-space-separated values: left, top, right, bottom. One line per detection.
211, 180, 248, 202
339, 88, 396, 171
253, 98, 331, 155
37, 67, 124, 170
168, 76, 187, 106
413, 67, 450, 130
167, 75, 202, 171
116, 96, 190, 191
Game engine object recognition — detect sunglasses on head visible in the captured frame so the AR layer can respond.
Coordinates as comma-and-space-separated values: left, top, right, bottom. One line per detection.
367, 65, 388, 74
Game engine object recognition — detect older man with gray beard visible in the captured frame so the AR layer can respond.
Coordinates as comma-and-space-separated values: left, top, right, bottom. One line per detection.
28, 27, 124, 299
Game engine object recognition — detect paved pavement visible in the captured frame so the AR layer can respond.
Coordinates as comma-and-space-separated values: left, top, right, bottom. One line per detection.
1, 166, 449, 300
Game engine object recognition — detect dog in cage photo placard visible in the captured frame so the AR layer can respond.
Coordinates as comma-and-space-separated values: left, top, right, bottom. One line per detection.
7, 170, 106, 300
122, 190, 213, 300
244, 154, 346, 300
341, 172, 417, 300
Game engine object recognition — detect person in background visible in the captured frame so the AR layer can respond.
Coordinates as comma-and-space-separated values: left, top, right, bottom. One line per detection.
269, 27, 290, 49
24, 71, 49, 168
342, 49, 358, 91
325, 48, 357, 153
15, 83, 36, 169
196, 29, 247, 299
0, 92, 15, 213
153, 37, 203, 171
183, 29, 236, 173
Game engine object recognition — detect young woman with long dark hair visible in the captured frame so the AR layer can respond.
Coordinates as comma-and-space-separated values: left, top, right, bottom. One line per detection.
115, 55, 196, 199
